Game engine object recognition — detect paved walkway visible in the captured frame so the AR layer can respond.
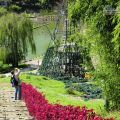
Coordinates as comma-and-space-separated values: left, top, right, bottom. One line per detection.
0, 83, 33, 120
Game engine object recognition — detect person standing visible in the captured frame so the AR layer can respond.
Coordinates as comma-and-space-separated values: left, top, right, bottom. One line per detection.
11, 68, 21, 100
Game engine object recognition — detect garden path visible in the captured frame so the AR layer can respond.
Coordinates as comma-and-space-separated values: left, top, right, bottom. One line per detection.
0, 83, 33, 120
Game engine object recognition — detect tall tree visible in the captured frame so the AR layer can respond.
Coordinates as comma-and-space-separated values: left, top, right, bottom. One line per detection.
0, 13, 36, 67
69, 0, 120, 110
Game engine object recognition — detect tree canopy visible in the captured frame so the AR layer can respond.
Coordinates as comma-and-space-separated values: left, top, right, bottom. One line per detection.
68, 0, 120, 110
0, 13, 36, 67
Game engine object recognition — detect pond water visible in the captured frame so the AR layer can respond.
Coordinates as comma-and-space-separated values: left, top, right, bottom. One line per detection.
26, 17, 64, 61
26, 28, 51, 60
27, 24, 63, 60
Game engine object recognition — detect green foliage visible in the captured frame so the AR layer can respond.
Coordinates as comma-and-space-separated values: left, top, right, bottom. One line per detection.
104, 75, 120, 110
0, 13, 36, 67
68, 32, 94, 70
0, 61, 2, 66
8, 5, 21, 12
66, 82, 102, 99
7, 0, 61, 12
112, 1, 120, 70
0, 48, 6, 61
0, 7, 7, 16
68, 0, 120, 110
66, 86, 83, 96
0, 64, 11, 73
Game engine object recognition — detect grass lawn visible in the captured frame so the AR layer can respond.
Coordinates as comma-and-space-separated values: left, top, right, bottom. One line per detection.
0, 74, 119, 119
0, 76, 10, 83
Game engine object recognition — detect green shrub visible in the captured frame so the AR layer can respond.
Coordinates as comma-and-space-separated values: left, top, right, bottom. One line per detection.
66, 82, 102, 99
9, 5, 21, 12
66, 87, 75, 95
66, 86, 83, 96
0, 61, 3, 66
104, 75, 120, 110
0, 7, 7, 16
0, 64, 11, 73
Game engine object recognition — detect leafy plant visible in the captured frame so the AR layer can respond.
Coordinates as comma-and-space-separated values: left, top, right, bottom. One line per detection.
68, 0, 120, 110
0, 13, 36, 67
0, 7, 7, 16
8, 5, 21, 12
0, 64, 11, 73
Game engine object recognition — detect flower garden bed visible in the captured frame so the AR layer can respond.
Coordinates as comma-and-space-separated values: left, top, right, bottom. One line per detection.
21, 82, 113, 120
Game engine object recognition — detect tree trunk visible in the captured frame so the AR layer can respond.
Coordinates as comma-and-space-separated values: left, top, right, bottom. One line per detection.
12, 60, 18, 67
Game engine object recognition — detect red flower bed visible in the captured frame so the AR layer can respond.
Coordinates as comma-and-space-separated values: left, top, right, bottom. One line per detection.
21, 82, 113, 120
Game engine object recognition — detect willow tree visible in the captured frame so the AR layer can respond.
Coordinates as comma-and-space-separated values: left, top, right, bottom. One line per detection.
0, 13, 36, 67
69, 0, 120, 110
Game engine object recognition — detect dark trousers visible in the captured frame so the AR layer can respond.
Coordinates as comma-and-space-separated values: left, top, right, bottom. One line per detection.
15, 85, 21, 100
